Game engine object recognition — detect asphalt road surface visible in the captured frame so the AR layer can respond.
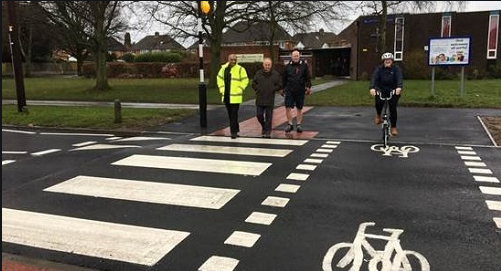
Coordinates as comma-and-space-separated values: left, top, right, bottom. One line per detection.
2, 106, 500, 271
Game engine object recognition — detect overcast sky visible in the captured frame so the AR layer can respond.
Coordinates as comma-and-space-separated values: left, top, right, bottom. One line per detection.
126, 1, 501, 45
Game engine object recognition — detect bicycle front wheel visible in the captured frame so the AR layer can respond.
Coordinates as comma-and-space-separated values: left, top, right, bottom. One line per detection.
382, 123, 389, 147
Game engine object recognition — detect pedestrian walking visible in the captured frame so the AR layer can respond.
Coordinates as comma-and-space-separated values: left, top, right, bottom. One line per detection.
252, 57, 282, 138
282, 49, 312, 133
217, 54, 249, 139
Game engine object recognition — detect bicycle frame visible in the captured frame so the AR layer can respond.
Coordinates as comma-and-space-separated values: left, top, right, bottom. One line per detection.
377, 91, 394, 148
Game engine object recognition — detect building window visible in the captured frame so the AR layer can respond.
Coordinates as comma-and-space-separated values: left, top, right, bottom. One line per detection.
441, 15, 452, 37
394, 17, 404, 61
487, 13, 499, 59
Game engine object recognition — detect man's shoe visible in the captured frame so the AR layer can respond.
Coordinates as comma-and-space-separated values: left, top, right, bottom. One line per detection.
231, 133, 238, 139
374, 115, 382, 125
390, 127, 398, 136
285, 124, 293, 133
296, 124, 303, 133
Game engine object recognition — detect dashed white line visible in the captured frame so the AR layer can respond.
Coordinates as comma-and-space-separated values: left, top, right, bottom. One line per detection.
468, 168, 493, 174
40, 132, 114, 137
304, 158, 323, 164
245, 212, 277, 225
479, 186, 501, 196
191, 135, 308, 146
31, 149, 61, 156
2, 160, 15, 166
158, 144, 292, 157
296, 164, 317, 171
224, 231, 260, 248
473, 176, 500, 183
485, 200, 501, 211
72, 141, 97, 147
261, 196, 289, 208
321, 144, 338, 148
460, 156, 481, 161
275, 184, 301, 193
464, 161, 487, 167
287, 173, 310, 181
457, 150, 476, 155
455, 146, 473, 150
311, 153, 329, 158
494, 217, 501, 229
2, 129, 36, 134
198, 256, 239, 271
71, 144, 140, 151
316, 148, 333, 153
2, 151, 27, 154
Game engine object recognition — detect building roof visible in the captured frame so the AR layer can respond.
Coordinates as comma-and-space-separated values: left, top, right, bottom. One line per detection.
131, 32, 185, 51
292, 29, 338, 49
222, 21, 293, 44
108, 37, 128, 52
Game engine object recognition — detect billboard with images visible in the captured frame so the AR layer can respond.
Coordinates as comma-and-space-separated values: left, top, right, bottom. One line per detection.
428, 37, 471, 66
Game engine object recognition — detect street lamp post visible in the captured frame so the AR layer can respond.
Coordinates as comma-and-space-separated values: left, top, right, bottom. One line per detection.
198, 1, 210, 128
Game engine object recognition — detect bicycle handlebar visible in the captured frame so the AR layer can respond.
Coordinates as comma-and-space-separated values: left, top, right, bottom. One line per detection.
376, 90, 395, 100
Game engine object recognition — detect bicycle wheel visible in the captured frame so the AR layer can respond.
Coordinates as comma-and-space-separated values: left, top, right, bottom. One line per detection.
322, 242, 355, 271
382, 123, 389, 148
392, 250, 430, 271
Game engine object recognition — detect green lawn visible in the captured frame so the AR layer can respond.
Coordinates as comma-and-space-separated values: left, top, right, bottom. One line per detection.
2, 77, 500, 131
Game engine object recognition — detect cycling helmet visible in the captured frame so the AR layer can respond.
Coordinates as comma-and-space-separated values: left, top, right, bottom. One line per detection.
381, 52, 394, 60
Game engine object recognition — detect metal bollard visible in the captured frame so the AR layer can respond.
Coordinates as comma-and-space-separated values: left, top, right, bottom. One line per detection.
114, 99, 122, 123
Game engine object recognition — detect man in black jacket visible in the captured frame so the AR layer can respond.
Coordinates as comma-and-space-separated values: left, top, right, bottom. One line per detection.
282, 49, 312, 133
252, 57, 282, 138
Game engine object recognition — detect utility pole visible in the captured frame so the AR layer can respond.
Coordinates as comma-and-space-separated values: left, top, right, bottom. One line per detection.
7, 1, 27, 112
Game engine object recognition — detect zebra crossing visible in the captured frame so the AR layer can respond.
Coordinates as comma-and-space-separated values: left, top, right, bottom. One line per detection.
2, 134, 313, 270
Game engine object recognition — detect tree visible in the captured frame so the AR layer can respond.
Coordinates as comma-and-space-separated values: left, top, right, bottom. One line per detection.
139, 1, 351, 88
36, 1, 127, 91
359, 1, 466, 53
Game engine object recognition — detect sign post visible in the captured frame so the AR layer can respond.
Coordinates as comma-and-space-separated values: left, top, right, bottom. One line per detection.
198, 1, 210, 128
427, 37, 471, 97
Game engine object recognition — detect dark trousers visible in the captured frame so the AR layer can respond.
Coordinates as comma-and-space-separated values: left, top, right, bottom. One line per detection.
256, 105, 273, 133
225, 103, 240, 134
375, 94, 400, 127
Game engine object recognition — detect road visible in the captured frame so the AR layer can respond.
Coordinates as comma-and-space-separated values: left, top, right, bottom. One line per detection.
2, 106, 501, 271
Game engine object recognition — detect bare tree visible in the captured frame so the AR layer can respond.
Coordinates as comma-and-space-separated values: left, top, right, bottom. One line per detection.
36, 1, 127, 91
140, 1, 351, 87
359, 1, 466, 53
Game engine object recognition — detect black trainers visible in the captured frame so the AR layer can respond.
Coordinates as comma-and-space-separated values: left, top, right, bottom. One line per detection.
296, 124, 303, 133
285, 124, 293, 133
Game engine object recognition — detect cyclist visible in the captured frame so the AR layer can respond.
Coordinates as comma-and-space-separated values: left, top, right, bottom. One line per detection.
369, 52, 403, 136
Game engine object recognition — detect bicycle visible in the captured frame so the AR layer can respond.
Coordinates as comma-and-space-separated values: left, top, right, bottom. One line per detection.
377, 90, 395, 148
322, 221, 430, 271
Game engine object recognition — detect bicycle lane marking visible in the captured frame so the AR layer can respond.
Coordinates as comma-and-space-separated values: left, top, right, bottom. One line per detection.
454, 146, 501, 229
198, 140, 340, 271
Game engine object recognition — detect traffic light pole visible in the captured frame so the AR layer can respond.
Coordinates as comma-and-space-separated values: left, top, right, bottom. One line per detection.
7, 1, 27, 113
198, 2, 207, 128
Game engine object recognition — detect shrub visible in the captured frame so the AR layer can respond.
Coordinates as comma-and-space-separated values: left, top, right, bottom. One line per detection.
134, 52, 182, 63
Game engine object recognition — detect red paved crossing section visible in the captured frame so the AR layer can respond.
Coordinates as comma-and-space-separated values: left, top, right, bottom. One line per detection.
210, 106, 318, 139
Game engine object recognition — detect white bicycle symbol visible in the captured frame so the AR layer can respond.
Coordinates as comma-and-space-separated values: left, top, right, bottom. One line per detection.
322, 222, 430, 271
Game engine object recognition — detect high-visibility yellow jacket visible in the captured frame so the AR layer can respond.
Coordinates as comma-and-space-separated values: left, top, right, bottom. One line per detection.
217, 63, 249, 104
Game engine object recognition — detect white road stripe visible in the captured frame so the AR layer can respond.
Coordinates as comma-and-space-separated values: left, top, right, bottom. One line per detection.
304, 158, 323, 164
311, 153, 328, 158
316, 148, 333, 153
158, 144, 292, 157
321, 144, 338, 149
457, 150, 476, 155
31, 149, 61, 156
461, 156, 481, 161
468, 168, 493, 174
191, 135, 308, 146
44, 175, 239, 209
40, 132, 114, 137
479, 186, 501, 195
71, 144, 140, 151
494, 217, 501, 229
106, 136, 122, 140
245, 212, 277, 225
115, 137, 171, 142
473, 176, 500, 183
455, 146, 473, 150
275, 184, 300, 193
199, 256, 239, 271
112, 154, 271, 176
464, 161, 486, 167
326, 141, 341, 144
287, 173, 310, 181
296, 164, 317, 171
2, 129, 36, 134
2, 160, 15, 166
485, 200, 501, 211
2, 151, 27, 154
1, 208, 189, 266
72, 141, 97, 147
261, 196, 289, 207
224, 231, 260, 248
